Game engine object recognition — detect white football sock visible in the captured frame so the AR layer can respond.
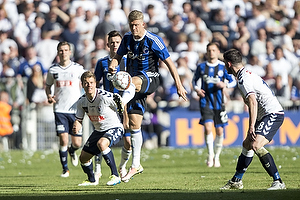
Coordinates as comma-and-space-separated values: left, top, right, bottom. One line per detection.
214, 134, 224, 159
205, 132, 214, 158
119, 146, 132, 169
131, 129, 143, 168
122, 83, 136, 104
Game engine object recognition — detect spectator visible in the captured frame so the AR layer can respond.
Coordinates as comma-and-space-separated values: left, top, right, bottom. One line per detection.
193, 0, 212, 24
270, 46, 293, 90
281, 24, 296, 53
145, 4, 163, 35
17, 46, 47, 78
207, 8, 233, 44
263, 62, 276, 86
13, 6, 36, 54
41, 6, 68, 40
76, 8, 99, 42
93, 37, 109, 60
258, 40, 275, 67
182, 10, 208, 37
29, 13, 46, 47
246, 3, 266, 44
60, 17, 80, 59
35, 31, 60, 69
180, 39, 200, 72
107, 0, 127, 32
93, 10, 115, 40
266, 9, 290, 46
251, 28, 268, 56
26, 64, 47, 104
0, 3, 13, 34
165, 14, 183, 51
245, 54, 265, 77
270, 74, 291, 107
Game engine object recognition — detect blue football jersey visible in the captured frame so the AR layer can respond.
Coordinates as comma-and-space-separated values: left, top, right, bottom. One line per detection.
117, 31, 170, 76
193, 60, 236, 110
94, 55, 126, 93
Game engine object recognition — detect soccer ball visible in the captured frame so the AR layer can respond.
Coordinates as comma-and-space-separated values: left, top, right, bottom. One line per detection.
112, 71, 132, 91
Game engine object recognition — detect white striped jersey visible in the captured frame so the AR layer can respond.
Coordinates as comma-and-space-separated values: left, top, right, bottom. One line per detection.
46, 61, 85, 113
237, 67, 283, 120
75, 88, 123, 132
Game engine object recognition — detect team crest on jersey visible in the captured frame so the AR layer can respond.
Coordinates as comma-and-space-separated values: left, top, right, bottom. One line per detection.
143, 47, 149, 54
53, 73, 59, 79
218, 70, 224, 77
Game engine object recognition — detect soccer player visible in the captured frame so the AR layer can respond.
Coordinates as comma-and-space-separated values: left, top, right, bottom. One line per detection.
94, 30, 132, 180
192, 42, 236, 167
220, 49, 286, 190
108, 10, 187, 182
74, 71, 123, 186
45, 41, 85, 178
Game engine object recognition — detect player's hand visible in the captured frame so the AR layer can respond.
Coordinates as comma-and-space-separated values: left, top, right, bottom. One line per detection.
107, 73, 115, 81
47, 95, 56, 104
177, 85, 188, 101
108, 65, 117, 74
196, 89, 205, 98
247, 128, 256, 142
72, 120, 81, 135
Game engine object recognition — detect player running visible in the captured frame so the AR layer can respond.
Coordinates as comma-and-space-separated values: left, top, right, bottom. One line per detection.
45, 41, 85, 178
220, 49, 286, 190
74, 71, 123, 186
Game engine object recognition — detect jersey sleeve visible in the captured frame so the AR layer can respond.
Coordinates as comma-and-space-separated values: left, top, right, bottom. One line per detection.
224, 70, 236, 88
151, 35, 170, 61
75, 98, 85, 121
239, 75, 255, 99
45, 68, 54, 86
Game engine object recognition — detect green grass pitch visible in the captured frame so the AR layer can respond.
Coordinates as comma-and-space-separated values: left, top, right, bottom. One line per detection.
0, 147, 299, 200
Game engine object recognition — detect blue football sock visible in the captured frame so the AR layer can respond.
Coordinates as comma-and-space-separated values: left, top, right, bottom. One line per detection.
59, 150, 68, 171
259, 153, 282, 182
232, 152, 253, 181
102, 148, 118, 176
81, 161, 95, 182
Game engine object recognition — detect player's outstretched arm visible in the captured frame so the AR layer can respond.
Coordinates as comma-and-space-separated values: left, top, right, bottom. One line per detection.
163, 57, 188, 101
108, 54, 123, 74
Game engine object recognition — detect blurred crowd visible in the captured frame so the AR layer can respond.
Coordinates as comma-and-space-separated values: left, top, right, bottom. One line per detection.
1, 0, 300, 148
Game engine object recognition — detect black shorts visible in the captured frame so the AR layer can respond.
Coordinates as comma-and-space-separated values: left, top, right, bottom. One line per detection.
54, 112, 82, 137
127, 72, 160, 115
255, 113, 284, 141
199, 106, 228, 127
137, 71, 160, 94
82, 127, 124, 155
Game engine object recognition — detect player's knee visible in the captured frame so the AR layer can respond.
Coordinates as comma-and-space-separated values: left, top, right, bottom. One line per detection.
254, 147, 269, 157
97, 139, 109, 151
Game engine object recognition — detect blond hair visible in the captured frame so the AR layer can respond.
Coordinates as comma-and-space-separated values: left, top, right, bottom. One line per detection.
128, 10, 144, 22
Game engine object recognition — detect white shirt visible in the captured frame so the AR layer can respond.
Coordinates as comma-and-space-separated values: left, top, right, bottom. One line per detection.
76, 88, 123, 132
46, 61, 85, 113
237, 67, 283, 121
